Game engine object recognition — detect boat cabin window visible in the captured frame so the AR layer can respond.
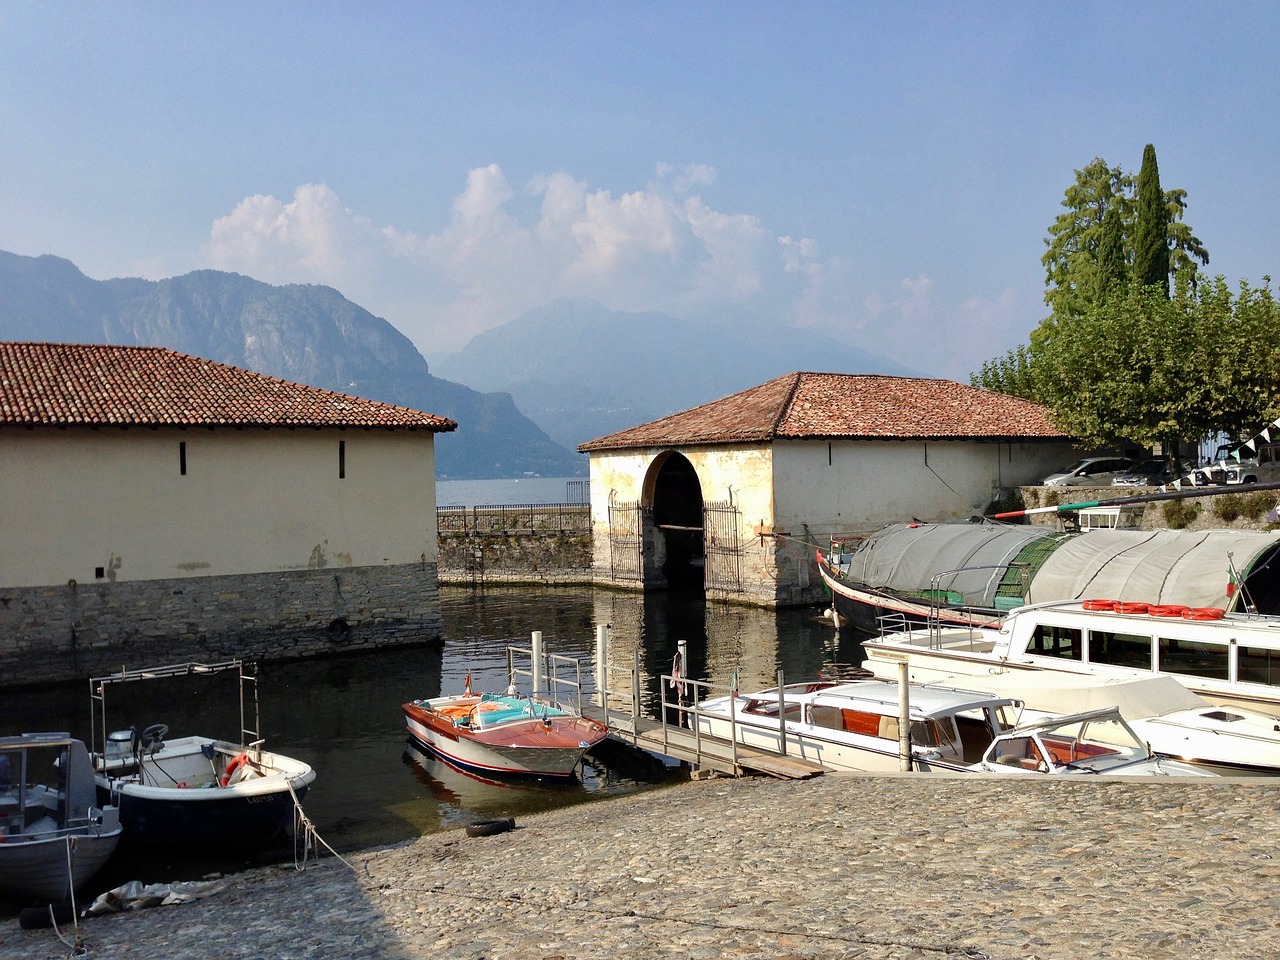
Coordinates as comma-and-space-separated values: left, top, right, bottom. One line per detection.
1087, 629, 1153, 669
808, 705, 845, 730
1028, 623, 1082, 660
1238, 644, 1280, 686
1158, 637, 1229, 680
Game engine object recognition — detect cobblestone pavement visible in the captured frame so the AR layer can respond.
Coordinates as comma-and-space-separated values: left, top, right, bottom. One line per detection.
8, 773, 1280, 960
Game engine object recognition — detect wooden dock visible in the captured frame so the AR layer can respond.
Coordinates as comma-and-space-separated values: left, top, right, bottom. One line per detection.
582, 704, 828, 780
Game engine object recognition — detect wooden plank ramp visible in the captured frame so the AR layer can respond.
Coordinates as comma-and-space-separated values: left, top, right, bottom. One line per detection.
582, 705, 828, 780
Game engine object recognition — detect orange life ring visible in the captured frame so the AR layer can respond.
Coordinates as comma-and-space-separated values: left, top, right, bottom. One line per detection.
1149, 604, 1189, 618
220, 752, 251, 787
1115, 601, 1150, 615
1082, 599, 1118, 611
1183, 607, 1226, 621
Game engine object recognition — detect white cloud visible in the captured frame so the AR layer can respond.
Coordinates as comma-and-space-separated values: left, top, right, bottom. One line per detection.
200, 164, 1023, 377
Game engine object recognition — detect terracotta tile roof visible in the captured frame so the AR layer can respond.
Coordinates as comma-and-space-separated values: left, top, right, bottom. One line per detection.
579, 372, 1067, 452
0, 342, 457, 431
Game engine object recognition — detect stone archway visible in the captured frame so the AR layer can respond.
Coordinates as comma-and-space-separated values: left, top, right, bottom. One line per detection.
646, 452, 705, 591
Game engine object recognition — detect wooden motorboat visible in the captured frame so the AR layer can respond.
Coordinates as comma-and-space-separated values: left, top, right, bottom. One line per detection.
90, 661, 316, 850
0, 732, 122, 902
403, 691, 608, 780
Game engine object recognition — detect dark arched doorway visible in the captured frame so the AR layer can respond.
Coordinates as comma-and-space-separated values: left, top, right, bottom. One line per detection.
649, 453, 705, 591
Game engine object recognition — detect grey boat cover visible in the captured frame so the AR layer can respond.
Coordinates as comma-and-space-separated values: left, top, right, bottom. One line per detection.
1024, 528, 1280, 609
839, 522, 1280, 613
838, 522, 1067, 609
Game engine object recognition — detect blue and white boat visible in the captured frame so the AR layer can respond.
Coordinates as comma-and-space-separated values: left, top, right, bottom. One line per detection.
0, 732, 122, 902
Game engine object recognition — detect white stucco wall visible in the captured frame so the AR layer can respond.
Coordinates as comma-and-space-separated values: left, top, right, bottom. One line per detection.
771, 437, 1078, 541
0, 426, 439, 588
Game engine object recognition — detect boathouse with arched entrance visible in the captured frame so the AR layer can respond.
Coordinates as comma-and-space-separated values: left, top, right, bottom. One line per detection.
578, 372, 1075, 608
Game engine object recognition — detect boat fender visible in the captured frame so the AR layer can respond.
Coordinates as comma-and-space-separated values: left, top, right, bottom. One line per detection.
1082, 599, 1118, 611
465, 817, 515, 838
220, 752, 252, 787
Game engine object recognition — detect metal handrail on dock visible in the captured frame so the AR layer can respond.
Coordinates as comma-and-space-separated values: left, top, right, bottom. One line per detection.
584, 633, 825, 779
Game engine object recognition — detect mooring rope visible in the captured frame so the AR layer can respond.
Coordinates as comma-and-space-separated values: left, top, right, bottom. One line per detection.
47, 835, 84, 955
287, 779, 358, 873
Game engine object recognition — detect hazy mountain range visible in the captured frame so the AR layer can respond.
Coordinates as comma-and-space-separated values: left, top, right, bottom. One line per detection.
0, 251, 579, 478
427, 298, 916, 450
0, 250, 914, 478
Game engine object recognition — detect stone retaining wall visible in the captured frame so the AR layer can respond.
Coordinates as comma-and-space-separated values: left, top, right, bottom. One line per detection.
437, 529, 593, 584
0, 563, 443, 690
1016, 485, 1280, 532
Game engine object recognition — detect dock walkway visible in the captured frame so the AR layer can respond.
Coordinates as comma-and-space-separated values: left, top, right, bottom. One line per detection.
582, 703, 829, 779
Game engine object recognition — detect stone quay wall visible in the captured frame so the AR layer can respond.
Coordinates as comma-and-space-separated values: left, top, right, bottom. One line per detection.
437, 504, 593, 584
1016, 484, 1280, 532
0, 562, 444, 690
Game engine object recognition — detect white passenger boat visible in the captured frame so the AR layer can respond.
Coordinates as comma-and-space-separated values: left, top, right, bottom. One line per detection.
862, 665, 1280, 775
862, 599, 1280, 713
689, 679, 1021, 773
0, 733, 122, 903
972, 708, 1217, 777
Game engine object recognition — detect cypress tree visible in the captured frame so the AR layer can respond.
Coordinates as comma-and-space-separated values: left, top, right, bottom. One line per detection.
1133, 143, 1170, 295
1095, 203, 1127, 300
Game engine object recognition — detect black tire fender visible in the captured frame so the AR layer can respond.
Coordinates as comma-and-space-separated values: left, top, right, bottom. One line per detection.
465, 817, 515, 838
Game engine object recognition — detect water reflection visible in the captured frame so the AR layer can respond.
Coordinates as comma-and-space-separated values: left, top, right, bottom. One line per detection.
1, 584, 847, 910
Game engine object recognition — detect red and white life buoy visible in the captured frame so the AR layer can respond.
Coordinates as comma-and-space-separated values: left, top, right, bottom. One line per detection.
1115, 601, 1150, 615
220, 752, 251, 787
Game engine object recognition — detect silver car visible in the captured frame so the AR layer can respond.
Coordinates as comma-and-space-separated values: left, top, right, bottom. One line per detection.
1042, 456, 1134, 486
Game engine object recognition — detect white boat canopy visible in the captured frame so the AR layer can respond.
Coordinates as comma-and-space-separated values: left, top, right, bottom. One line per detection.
1024, 528, 1280, 611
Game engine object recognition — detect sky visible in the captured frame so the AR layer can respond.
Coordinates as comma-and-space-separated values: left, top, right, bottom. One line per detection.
1, 4, 1276, 381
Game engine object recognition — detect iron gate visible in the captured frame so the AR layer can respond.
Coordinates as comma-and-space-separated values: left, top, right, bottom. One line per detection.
607, 494, 645, 582
703, 499, 743, 592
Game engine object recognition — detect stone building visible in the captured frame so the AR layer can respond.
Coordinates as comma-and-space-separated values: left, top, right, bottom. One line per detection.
0, 342, 457, 686
579, 372, 1075, 608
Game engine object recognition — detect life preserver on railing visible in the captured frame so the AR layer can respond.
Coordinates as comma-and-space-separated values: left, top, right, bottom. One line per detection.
1115, 601, 1150, 615
220, 752, 251, 787
1149, 604, 1190, 618
1082, 599, 1118, 611
1183, 607, 1226, 621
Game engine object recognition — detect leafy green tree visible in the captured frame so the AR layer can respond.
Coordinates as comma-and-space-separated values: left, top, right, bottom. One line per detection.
1031, 277, 1280, 450
1133, 144, 1171, 294
1040, 158, 1132, 325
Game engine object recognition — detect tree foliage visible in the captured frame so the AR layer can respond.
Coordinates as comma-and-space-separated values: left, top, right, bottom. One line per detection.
973, 145, 1229, 453
1022, 277, 1280, 449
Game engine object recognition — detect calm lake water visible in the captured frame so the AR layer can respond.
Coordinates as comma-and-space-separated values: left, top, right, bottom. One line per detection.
436, 476, 586, 506
3, 583, 856, 911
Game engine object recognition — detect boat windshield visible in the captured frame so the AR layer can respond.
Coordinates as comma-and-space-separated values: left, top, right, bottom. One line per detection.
1031, 714, 1147, 769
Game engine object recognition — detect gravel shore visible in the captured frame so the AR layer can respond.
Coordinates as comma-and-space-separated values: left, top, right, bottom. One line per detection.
9, 772, 1280, 960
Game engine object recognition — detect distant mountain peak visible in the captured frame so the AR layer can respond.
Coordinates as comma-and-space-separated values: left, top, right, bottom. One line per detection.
0, 250, 582, 479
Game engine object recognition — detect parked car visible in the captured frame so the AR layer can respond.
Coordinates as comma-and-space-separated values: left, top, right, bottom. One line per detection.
1111, 458, 1194, 487
1191, 443, 1236, 485
1041, 456, 1134, 487
1225, 442, 1280, 485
